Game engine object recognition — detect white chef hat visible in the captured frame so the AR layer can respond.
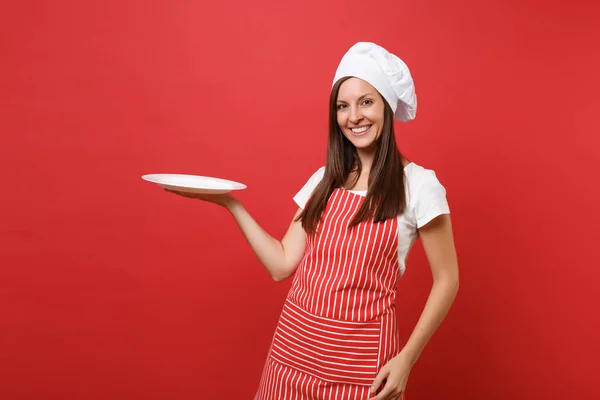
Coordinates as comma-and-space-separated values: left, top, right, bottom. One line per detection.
332, 42, 417, 122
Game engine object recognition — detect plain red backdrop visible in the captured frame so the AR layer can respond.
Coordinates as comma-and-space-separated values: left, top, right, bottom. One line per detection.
1, 0, 599, 398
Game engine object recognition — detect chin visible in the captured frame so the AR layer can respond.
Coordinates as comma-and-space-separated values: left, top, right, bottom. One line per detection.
345, 134, 378, 149
353, 142, 376, 150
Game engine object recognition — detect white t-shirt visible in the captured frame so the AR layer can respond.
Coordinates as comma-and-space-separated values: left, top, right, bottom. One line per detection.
293, 162, 450, 277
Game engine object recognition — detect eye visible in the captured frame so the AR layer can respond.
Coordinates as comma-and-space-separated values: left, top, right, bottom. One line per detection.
362, 99, 373, 106
337, 104, 347, 110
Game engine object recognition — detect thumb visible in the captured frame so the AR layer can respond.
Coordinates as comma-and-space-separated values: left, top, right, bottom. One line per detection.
370, 367, 389, 395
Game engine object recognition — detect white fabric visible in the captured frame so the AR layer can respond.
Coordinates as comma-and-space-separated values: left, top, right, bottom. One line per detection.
332, 42, 417, 122
292, 162, 450, 276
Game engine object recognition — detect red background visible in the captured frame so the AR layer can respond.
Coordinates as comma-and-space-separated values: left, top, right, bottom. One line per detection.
1, 0, 599, 398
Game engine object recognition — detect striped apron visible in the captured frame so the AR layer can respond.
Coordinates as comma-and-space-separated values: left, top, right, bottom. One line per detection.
254, 188, 404, 399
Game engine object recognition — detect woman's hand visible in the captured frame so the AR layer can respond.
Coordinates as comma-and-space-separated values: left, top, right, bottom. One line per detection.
164, 189, 238, 209
370, 351, 413, 399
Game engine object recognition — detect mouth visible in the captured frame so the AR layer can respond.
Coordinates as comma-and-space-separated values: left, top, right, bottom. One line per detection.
349, 125, 372, 136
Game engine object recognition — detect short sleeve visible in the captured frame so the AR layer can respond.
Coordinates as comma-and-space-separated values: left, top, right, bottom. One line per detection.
293, 166, 325, 209
413, 169, 450, 228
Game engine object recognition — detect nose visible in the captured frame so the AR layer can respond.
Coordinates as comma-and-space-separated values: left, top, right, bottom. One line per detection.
349, 106, 363, 124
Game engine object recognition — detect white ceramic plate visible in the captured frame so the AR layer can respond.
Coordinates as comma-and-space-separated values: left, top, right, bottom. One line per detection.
142, 174, 247, 194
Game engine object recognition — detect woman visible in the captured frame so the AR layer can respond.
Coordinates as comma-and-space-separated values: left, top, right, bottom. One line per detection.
167, 42, 459, 400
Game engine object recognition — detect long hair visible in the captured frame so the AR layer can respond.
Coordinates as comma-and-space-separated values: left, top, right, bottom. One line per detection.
296, 76, 408, 235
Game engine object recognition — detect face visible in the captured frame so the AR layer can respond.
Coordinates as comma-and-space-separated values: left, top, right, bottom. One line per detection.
336, 77, 386, 152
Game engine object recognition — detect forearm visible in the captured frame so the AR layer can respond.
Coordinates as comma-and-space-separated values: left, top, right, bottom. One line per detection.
401, 275, 459, 366
226, 200, 295, 281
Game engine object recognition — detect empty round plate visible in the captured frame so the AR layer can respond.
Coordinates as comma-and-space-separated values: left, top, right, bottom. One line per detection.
142, 174, 247, 194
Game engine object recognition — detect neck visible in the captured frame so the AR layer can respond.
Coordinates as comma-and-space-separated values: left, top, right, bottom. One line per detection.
354, 147, 411, 174
356, 147, 376, 173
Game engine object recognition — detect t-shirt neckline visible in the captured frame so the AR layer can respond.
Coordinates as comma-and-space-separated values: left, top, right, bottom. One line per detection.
341, 162, 414, 195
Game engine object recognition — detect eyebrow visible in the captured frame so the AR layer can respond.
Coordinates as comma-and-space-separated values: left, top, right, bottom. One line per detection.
337, 93, 377, 103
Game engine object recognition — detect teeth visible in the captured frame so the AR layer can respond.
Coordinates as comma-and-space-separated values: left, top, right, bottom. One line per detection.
351, 125, 371, 133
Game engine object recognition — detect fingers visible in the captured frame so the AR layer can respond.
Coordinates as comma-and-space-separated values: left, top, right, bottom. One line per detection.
382, 382, 404, 400
370, 386, 393, 400
373, 387, 403, 400
163, 189, 232, 207
370, 372, 404, 400
164, 189, 197, 199
370, 370, 392, 399
385, 391, 404, 400
370, 368, 387, 395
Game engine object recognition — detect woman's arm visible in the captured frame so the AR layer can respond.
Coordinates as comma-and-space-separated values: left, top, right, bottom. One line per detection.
370, 213, 459, 398
401, 213, 460, 365
165, 190, 306, 281
226, 199, 307, 281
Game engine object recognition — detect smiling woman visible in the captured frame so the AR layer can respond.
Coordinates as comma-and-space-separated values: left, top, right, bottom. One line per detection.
245, 42, 457, 400
163, 42, 458, 400
336, 79, 386, 153
298, 71, 411, 236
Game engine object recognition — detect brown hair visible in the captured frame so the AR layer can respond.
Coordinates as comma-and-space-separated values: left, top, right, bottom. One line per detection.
296, 76, 408, 234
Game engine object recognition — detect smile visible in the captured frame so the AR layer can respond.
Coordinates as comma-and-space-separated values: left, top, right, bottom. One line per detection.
350, 125, 372, 135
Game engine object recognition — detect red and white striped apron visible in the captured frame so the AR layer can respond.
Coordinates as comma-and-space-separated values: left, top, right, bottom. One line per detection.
254, 189, 404, 400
